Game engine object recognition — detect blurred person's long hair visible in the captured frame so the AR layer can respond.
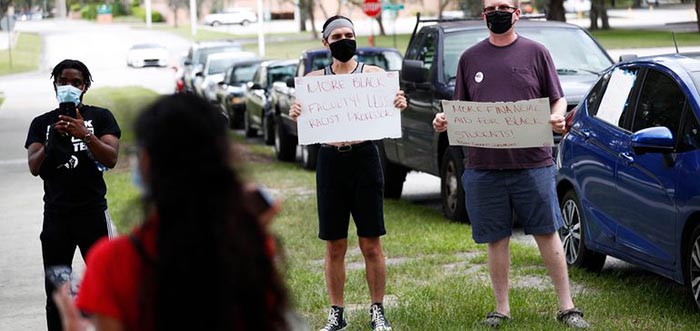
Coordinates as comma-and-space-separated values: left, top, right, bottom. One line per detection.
133, 94, 289, 331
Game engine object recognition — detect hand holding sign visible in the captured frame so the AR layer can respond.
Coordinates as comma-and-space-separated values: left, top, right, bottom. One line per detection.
294, 72, 401, 145
440, 98, 553, 148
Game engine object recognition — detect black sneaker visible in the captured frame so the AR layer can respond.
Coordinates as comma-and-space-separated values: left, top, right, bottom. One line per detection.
369, 303, 392, 331
319, 306, 347, 331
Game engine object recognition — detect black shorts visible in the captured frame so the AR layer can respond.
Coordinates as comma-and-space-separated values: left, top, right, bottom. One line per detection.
316, 141, 386, 240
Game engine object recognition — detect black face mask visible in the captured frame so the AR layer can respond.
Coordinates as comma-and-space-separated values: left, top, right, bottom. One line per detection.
329, 39, 356, 63
485, 11, 514, 34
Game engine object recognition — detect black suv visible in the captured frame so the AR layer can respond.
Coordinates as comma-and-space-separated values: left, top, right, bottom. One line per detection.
272, 47, 403, 168
381, 16, 613, 222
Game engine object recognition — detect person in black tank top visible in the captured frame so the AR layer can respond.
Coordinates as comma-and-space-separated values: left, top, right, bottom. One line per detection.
289, 15, 406, 331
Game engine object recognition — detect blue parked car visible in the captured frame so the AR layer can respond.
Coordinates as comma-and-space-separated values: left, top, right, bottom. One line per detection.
556, 53, 700, 309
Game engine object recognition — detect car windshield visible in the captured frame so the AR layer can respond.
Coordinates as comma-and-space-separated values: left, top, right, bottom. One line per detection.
231, 63, 260, 84
196, 46, 242, 65
267, 64, 297, 84
443, 27, 612, 84
309, 51, 403, 72
310, 53, 332, 71
358, 51, 403, 71
209, 57, 240, 75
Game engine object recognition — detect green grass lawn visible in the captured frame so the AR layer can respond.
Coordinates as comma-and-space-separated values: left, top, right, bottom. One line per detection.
590, 29, 700, 49
0, 32, 41, 76
102, 133, 700, 330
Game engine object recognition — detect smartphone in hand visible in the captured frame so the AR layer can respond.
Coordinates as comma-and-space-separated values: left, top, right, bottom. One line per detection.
59, 102, 77, 118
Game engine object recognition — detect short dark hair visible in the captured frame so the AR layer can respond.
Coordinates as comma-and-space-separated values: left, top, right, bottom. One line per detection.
50, 59, 93, 89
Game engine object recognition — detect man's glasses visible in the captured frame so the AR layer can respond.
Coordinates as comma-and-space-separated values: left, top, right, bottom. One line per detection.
483, 5, 517, 14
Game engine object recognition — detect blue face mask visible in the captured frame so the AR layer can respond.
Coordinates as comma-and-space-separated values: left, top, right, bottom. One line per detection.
56, 85, 83, 105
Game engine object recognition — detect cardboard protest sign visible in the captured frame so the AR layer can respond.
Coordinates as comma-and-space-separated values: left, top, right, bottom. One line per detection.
294, 72, 401, 145
440, 98, 553, 148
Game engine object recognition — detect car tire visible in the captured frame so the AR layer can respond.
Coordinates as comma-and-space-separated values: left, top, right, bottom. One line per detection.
685, 223, 700, 310
241, 20, 249, 26
559, 189, 606, 272
263, 113, 275, 145
244, 111, 257, 138
274, 116, 297, 162
301, 144, 319, 170
211, 21, 221, 27
440, 147, 469, 223
377, 142, 407, 199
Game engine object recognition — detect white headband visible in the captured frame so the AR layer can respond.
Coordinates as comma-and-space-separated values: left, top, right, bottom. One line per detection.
322, 18, 354, 39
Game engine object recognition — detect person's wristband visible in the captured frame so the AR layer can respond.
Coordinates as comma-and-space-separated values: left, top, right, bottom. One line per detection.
82, 132, 93, 144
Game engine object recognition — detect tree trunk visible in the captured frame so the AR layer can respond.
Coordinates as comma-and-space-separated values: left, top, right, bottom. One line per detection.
601, 5, 610, 29
547, 0, 566, 22
307, 0, 318, 39
590, 0, 602, 30
438, 0, 451, 19
632, 0, 642, 8
375, 16, 385, 35
298, 0, 307, 32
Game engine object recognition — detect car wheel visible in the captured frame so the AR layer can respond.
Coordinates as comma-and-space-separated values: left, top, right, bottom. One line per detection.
241, 20, 249, 26
559, 189, 606, 272
211, 21, 220, 27
244, 111, 257, 138
263, 113, 275, 145
377, 142, 407, 199
440, 147, 468, 223
301, 144, 319, 170
274, 116, 297, 162
685, 223, 700, 310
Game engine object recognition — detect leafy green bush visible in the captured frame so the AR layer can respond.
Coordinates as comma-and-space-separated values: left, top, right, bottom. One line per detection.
80, 5, 98, 20
69, 3, 81, 12
131, 6, 163, 23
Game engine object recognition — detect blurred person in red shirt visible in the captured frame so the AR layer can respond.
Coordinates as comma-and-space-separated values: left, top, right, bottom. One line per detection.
52, 93, 291, 331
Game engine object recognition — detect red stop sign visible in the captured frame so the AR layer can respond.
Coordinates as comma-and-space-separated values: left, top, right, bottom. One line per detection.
362, 0, 382, 18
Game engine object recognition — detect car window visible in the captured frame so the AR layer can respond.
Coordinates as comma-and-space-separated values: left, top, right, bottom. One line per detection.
357, 51, 402, 71
585, 71, 611, 116
679, 105, 700, 152
406, 32, 426, 60
443, 26, 612, 85
594, 67, 639, 129
418, 32, 436, 70
230, 63, 259, 85
310, 53, 332, 71
267, 64, 297, 87
631, 69, 686, 136
196, 46, 242, 65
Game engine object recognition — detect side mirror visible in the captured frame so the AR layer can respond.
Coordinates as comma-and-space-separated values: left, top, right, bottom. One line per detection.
195, 71, 203, 77
217, 81, 227, 87
402, 59, 428, 83
286, 77, 295, 88
631, 126, 674, 154
183, 60, 192, 66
